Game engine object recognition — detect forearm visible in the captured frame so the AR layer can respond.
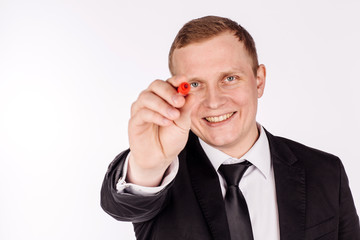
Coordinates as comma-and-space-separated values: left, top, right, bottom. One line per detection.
100, 150, 177, 223
126, 153, 170, 187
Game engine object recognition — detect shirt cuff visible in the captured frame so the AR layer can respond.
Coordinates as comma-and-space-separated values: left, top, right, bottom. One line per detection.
116, 152, 179, 196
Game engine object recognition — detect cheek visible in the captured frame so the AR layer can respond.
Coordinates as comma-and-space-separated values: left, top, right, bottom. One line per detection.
189, 101, 202, 123
231, 90, 251, 106
231, 89, 258, 112
190, 110, 203, 138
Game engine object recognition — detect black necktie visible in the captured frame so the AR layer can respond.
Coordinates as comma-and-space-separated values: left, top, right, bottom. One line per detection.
218, 161, 254, 240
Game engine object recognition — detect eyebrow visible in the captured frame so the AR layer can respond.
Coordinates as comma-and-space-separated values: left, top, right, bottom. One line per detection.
188, 77, 205, 83
188, 69, 247, 82
219, 68, 247, 76
219, 70, 245, 79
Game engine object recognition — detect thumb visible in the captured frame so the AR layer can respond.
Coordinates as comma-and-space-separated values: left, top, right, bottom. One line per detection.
174, 93, 196, 132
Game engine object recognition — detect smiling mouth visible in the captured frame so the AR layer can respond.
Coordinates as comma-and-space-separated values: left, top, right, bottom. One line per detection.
204, 112, 236, 123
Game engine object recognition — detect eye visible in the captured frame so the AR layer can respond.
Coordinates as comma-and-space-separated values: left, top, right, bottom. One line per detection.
225, 76, 236, 82
190, 82, 200, 88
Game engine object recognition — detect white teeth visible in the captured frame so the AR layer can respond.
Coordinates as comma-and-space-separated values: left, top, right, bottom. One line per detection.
205, 112, 234, 123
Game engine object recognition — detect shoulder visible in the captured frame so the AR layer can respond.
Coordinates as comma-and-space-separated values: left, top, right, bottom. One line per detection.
267, 131, 346, 200
265, 129, 341, 172
277, 135, 338, 160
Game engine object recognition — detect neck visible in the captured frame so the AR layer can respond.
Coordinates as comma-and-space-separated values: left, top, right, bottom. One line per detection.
217, 123, 260, 159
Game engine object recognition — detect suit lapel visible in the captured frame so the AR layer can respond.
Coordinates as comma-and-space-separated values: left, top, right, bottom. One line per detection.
265, 130, 306, 240
186, 131, 231, 240
185, 129, 306, 240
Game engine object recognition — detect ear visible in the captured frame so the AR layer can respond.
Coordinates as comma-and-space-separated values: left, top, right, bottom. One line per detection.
256, 64, 266, 98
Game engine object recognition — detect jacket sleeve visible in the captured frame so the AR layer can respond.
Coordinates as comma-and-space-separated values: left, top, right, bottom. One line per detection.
338, 160, 360, 239
100, 150, 174, 223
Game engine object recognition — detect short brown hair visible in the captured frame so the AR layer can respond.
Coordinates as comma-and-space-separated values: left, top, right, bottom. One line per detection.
168, 16, 259, 75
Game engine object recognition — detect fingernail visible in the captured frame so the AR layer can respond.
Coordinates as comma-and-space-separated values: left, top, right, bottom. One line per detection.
162, 118, 171, 125
167, 108, 179, 118
172, 95, 181, 105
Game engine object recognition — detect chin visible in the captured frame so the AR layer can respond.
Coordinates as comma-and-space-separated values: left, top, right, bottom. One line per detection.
205, 132, 239, 149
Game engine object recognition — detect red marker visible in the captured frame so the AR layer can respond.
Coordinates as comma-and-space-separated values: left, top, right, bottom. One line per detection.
177, 82, 191, 95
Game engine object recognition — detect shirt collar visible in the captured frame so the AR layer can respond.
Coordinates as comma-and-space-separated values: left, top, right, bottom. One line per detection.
199, 123, 271, 179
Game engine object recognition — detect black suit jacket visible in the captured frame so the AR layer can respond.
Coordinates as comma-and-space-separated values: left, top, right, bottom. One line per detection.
101, 130, 360, 240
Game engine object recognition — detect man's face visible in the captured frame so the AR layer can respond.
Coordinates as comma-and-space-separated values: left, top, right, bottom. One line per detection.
172, 32, 266, 157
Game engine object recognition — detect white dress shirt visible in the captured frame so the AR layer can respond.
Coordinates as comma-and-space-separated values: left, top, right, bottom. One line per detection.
199, 125, 280, 240
117, 124, 280, 240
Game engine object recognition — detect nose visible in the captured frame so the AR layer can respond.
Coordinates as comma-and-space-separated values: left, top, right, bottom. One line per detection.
202, 86, 226, 109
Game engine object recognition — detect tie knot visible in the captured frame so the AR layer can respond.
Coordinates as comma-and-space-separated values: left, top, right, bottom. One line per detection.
218, 161, 252, 187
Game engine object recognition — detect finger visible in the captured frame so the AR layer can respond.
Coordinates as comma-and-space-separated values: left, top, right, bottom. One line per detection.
167, 75, 188, 88
131, 91, 180, 120
130, 108, 173, 129
173, 93, 196, 132
166, 75, 190, 106
148, 79, 185, 108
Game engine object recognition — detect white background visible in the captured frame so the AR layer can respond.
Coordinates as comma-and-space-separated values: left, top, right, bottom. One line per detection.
0, 0, 359, 239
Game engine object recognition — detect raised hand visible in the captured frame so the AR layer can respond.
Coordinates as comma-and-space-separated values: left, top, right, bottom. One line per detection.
127, 75, 194, 186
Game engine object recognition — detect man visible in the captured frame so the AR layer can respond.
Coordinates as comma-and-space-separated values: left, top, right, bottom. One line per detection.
101, 16, 360, 240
